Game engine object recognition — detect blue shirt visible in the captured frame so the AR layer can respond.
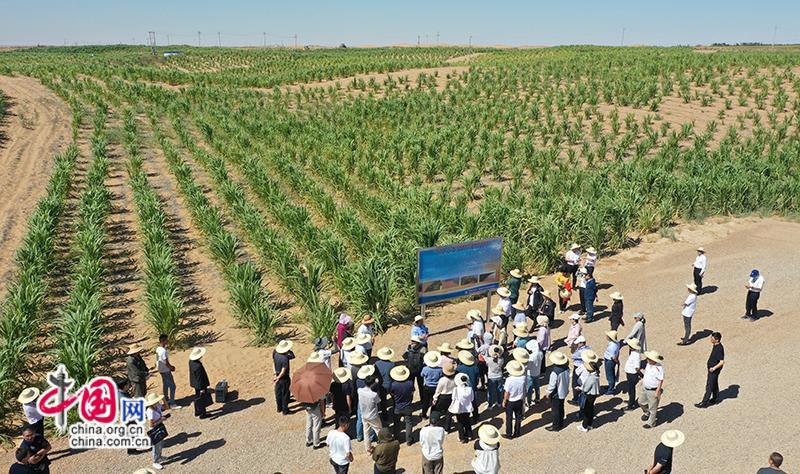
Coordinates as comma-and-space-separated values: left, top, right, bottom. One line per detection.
515, 337, 531, 349
374, 360, 395, 389
456, 363, 480, 389
421, 366, 443, 387
584, 279, 597, 300
572, 345, 590, 365
604, 341, 621, 360
411, 324, 429, 344
389, 380, 415, 411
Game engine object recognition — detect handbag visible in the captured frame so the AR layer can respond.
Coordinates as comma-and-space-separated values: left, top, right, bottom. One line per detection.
201, 388, 213, 407
147, 423, 168, 444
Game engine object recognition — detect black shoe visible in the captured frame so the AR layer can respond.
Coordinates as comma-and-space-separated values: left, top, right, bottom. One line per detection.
707, 399, 718, 406
641, 415, 648, 421
306, 442, 312, 447
545, 426, 560, 432
624, 405, 637, 411
741, 315, 751, 320
567, 400, 579, 406
643, 424, 653, 429
313, 443, 326, 450
694, 402, 708, 409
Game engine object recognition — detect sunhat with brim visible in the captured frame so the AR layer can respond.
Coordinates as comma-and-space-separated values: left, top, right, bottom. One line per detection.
307, 351, 324, 363
660, 429, 685, 448
512, 302, 526, 312
333, 367, 352, 383
458, 351, 475, 366
466, 309, 483, 321
489, 345, 504, 357
348, 351, 369, 366
442, 364, 456, 376
456, 338, 474, 350
512, 326, 530, 338
506, 360, 525, 376
341, 337, 357, 351
275, 339, 294, 354
609, 292, 623, 301
355, 333, 372, 346
17, 387, 40, 404
541, 289, 552, 299
510, 269, 523, 279
144, 393, 164, 407
410, 335, 423, 344
424, 351, 442, 368
569, 313, 581, 321
625, 338, 642, 351
376, 347, 395, 361
686, 283, 698, 293
455, 373, 470, 387
390, 366, 410, 382
696, 247, 705, 253
579, 267, 588, 274
536, 315, 549, 326
528, 276, 541, 283
549, 351, 569, 366
134, 469, 157, 474
496, 287, 511, 298
362, 315, 375, 325
511, 348, 529, 364
414, 315, 425, 322
478, 424, 501, 445
570, 243, 581, 250
357, 365, 376, 380
437, 342, 455, 354
644, 351, 664, 363
633, 312, 645, 320
586, 247, 597, 254
583, 469, 596, 474
491, 306, 505, 316
605, 330, 619, 341
127, 344, 143, 355
491, 316, 504, 328
580, 350, 599, 365
189, 347, 206, 361
575, 335, 587, 344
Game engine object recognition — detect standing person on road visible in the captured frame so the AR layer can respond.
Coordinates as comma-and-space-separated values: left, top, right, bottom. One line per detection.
646, 429, 685, 474
496, 287, 513, 318
466, 310, 485, 349
744, 269, 765, 320
625, 312, 648, 352
17, 388, 43, 436
336, 314, 354, 367
449, 373, 475, 443
144, 393, 168, 471
502, 360, 526, 439
603, 331, 622, 395
273, 340, 295, 416
565, 314, 583, 351
327, 415, 354, 474
331, 368, 353, 421
431, 364, 457, 432
506, 269, 523, 304
525, 339, 544, 405
389, 366, 415, 445
189, 346, 211, 419
371, 428, 400, 474
544, 351, 570, 431
576, 267, 588, 315
609, 292, 625, 331
564, 243, 581, 287
692, 247, 707, 294
569, 336, 589, 405
639, 351, 665, 429
126, 344, 149, 398
403, 336, 427, 395
584, 273, 598, 323
555, 268, 573, 314
155, 334, 178, 409
356, 316, 375, 359
420, 413, 446, 474
471, 424, 501, 474
358, 374, 383, 453
421, 351, 443, 419
19, 424, 51, 474
456, 351, 480, 423
623, 338, 643, 411
539, 290, 556, 324
757, 452, 786, 474
412, 315, 430, 347
695, 332, 725, 408
578, 357, 601, 432
583, 247, 597, 277
486, 345, 505, 409
678, 284, 698, 346
526, 276, 543, 321
303, 395, 325, 449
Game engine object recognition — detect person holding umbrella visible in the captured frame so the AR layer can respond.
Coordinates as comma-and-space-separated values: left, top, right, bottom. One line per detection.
296, 355, 332, 449
189, 347, 211, 419
273, 339, 295, 415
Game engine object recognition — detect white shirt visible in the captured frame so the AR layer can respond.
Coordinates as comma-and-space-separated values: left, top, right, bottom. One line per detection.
155, 346, 170, 373
526, 349, 543, 377
682, 293, 697, 318
341, 348, 351, 367
624, 351, 641, 375
749, 275, 765, 292
576, 364, 589, 385
583, 253, 597, 268
318, 349, 333, 369
694, 254, 707, 273
326, 429, 352, 466
472, 441, 500, 474
513, 311, 526, 325
146, 404, 163, 424
470, 320, 485, 341
642, 363, 664, 390
357, 386, 380, 420
23, 403, 42, 424
448, 385, 475, 414
499, 298, 512, 317
357, 324, 374, 349
565, 250, 580, 265
420, 425, 446, 461
503, 375, 526, 402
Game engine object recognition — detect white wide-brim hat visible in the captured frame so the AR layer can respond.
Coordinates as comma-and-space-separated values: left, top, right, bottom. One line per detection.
355, 333, 371, 346
348, 351, 369, 366
661, 429, 686, 448
357, 365, 376, 380
505, 360, 525, 376
341, 337, 357, 351
144, 393, 164, 407
376, 347, 395, 360
17, 387, 40, 404
509, 269, 523, 279
333, 367, 352, 383
390, 366, 410, 382
189, 346, 207, 361
478, 424, 501, 445
549, 351, 569, 366
496, 287, 511, 298
275, 339, 294, 354
424, 351, 442, 368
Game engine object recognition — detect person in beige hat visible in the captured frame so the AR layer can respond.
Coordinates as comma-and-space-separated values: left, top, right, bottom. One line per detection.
449, 373, 475, 443
411, 314, 430, 347
679, 284, 699, 346
526, 275, 544, 320
603, 330, 622, 395
389, 366, 415, 445
373, 347, 395, 420
273, 340, 295, 416
17, 387, 43, 436
496, 287, 512, 318
331, 367, 354, 421
126, 343, 149, 398
623, 338, 643, 411
486, 345, 505, 409
535, 315, 551, 356
693, 246, 707, 294
507, 269, 524, 304
609, 291, 625, 331
144, 393, 168, 470
403, 336, 427, 395
472, 424, 501, 474
544, 351, 570, 431
565, 243, 582, 287
421, 351, 443, 419
511, 302, 527, 325
357, 315, 376, 358
639, 351, 665, 429
583, 247, 597, 277
466, 309, 485, 349
432, 364, 457, 431
539, 289, 556, 324
577, 354, 601, 432
647, 429, 685, 473
554, 267, 573, 314
189, 347, 211, 419
502, 360, 526, 439
455, 351, 480, 422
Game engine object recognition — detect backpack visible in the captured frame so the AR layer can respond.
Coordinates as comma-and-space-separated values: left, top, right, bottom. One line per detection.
406, 349, 424, 374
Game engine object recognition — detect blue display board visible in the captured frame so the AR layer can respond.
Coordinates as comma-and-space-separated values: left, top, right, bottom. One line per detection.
417, 237, 503, 305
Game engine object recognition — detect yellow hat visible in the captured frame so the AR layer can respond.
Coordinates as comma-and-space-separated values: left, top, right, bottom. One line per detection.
625, 338, 641, 351
605, 330, 619, 341
127, 344, 143, 355
609, 291, 623, 301
580, 349, 599, 365
355, 333, 371, 346
437, 342, 455, 354
307, 351, 323, 363
357, 365, 376, 379
661, 429, 685, 448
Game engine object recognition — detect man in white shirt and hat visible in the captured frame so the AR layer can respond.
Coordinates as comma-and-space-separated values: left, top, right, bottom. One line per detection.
496, 287, 512, 317
472, 424, 501, 474
544, 351, 570, 431
564, 243, 582, 287
692, 247, 707, 294
679, 284, 698, 346
744, 269, 765, 321
639, 351, 665, 429
502, 360, 526, 439
17, 388, 43, 436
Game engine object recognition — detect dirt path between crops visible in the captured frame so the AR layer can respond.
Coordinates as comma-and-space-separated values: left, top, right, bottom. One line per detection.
39, 216, 800, 473
0, 75, 71, 294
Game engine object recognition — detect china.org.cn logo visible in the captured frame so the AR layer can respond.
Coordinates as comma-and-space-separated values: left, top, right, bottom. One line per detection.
37, 364, 152, 450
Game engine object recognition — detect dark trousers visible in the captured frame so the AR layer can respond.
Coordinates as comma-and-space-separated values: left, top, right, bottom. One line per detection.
558, 297, 568, 312
570, 368, 580, 402
413, 373, 424, 396
683, 316, 692, 342
330, 459, 350, 473
194, 387, 207, 417
586, 265, 595, 277
504, 399, 523, 438
477, 361, 488, 389
626, 372, 639, 408
432, 395, 453, 431
693, 267, 703, 294
578, 288, 586, 313
421, 386, 436, 418
133, 381, 146, 398
393, 408, 414, 445
275, 377, 291, 414
746, 291, 760, 318
550, 397, 565, 429
455, 412, 472, 441
702, 370, 720, 403
31, 418, 44, 436
581, 394, 597, 428
566, 264, 578, 287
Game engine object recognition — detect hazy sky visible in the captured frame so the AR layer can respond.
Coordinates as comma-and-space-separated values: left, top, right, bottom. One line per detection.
3, 0, 798, 47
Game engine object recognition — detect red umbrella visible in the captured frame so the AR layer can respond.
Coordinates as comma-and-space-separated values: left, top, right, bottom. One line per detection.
290, 362, 332, 404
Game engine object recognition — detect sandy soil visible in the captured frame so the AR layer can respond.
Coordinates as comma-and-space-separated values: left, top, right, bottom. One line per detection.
0, 75, 71, 294
31, 216, 799, 473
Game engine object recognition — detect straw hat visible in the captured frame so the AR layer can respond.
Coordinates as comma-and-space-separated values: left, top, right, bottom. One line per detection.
696, 247, 705, 253
570, 243, 581, 250
491, 306, 505, 316
644, 351, 664, 363
414, 315, 425, 322
454, 373, 470, 387
456, 338, 474, 350
528, 275, 541, 283
583, 469, 596, 474
127, 344, 143, 355
390, 366, 410, 382
586, 247, 597, 254
510, 269, 523, 279
410, 335, 423, 344
609, 291, 623, 301
478, 424, 501, 445
511, 347, 529, 364
17, 387, 40, 405
348, 351, 368, 366
357, 365, 375, 380
189, 346, 207, 361
458, 351, 475, 366
333, 367, 352, 383
275, 339, 294, 354
442, 364, 456, 376
437, 342, 455, 354
541, 289, 552, 299
569, 313, 581, 321
341, 337, 356, 351
605, 330, 619, 342
307, 351, 323, 363
506, 360, 525, 377
134, 469, 157, 474
625, 338, 642, 351
512, 325, 529, 338
580, 349, 599, 365
496, 287, 511, 298
511, 302, 526, 312
488, 345, 504, 357
376, 347, 395, 361
362, 315, 375, 325
686, 283, 698, 293
660, 429, 686, 448
144, 393, 164, 407
466, 309, 483, 321
575, 335, 586, 344
355, 333, 371, 346
424, 351, 442, 368
549, 351, 569, 366
536, 315, 549, 326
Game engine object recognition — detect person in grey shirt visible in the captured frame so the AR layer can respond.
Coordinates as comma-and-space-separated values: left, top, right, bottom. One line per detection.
624, 312, 647, 352
578, 359, 601, 432
544, 351, 570, 431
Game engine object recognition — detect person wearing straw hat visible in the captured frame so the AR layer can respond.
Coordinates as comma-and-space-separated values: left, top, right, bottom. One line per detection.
526, 275, 543, 320
507, 269, 524, 304
744, 269, 765, 321
456, 337, 476, 354
389, 366, 415, 445
583, 247, 597, 277
432, 364, 457, 432
496, 287, 513, 318
679, 284, 699, 346
502, 360, 526, 439
584, 272, 598, 323
490, 308, 509, 349
355, 333, 372, 358
302, 391, 326, 449
544, 351, 570, 431
476, 332, 493, 391
623, 338, 643, 411
357, 316, 376, 358
466, 309, 485, 348
374, 347, 396, 417
696, 331, 725, 408
646, 429, 685, 473
512, 302, 527, 325
357, 372, 382, 452
17, 387, 43, 436
449, 373, 475, 443
555, 267, 573, 314
569, 335, 590, 406
609, 292, 625, 331
273, 340, 295, 416
126, 344, 149, 398
326, 415, 353, 474
341, 337, 357, 368
348, 353, 369, 441
578, 353, 601, 432
437, 342, 457, 370
603, 330, 622, 395
625, 312, 648, 352
539, 290, 556, 324
419, 413, 446, 474
456, 351, 480, 422
524, 338, 544, 405
421, 351, 443, 419
565, 314, 583, 351
485, 345, 505, 409
471, 424, 501, 474
639, 351, 665, 429
509, 323, 528, 349
535, 315, 551, 355
403, 336, 428, 395
411, 315, 430, 347
576, 267, 588, 315
331, 367, 354, 421
189, 347, 211, 419
564, 243, 582, 287
692, 247, 708, 294
371, 428, 400, 474
143, 393, 168, 470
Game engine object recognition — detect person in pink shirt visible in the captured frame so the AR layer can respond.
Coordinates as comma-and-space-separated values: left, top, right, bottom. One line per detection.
565, 314, 583, 351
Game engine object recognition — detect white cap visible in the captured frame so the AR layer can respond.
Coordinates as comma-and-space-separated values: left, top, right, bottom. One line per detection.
575, 336, 587, 344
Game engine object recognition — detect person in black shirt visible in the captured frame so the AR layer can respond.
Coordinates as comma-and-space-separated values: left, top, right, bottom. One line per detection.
19, 425, 50, 474
757, 452, 786, 474
331, 367, 353, 421
272, 339, 295, 416
9, 447, 34, 474
695, 332, 725, 408
188, 347, 211, 418
646, 429, 684, 474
